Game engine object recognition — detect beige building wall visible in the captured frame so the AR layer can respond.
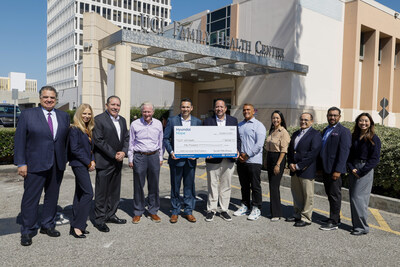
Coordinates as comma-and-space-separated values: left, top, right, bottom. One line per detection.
341, 0, 400, 126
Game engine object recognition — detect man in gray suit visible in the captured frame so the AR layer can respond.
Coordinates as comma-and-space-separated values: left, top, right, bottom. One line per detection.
93, 96, 129, 232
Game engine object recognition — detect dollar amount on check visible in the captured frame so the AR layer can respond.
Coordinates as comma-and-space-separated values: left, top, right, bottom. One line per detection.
174, 126, 237, 158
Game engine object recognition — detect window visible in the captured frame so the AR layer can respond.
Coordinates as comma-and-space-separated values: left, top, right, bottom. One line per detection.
360, 32, 365, 60
378, 40, 382, 65
206, 6, 231, 48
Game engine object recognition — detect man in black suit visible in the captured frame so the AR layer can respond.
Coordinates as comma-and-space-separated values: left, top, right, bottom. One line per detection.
93, 96, 129, 232
203, 99, 240, 222
287, 112, 322, 227
163, 98, 202, 223
14, 86, 70, 246
319, 107, 351, 231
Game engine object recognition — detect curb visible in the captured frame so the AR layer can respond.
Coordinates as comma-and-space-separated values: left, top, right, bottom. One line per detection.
260, 170, 400, 215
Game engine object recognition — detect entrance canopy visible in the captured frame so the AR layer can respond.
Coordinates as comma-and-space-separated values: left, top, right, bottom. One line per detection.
99, 30, 308, 82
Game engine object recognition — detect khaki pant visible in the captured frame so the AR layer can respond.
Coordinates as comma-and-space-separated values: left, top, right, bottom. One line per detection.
206, 159, 235, 212
291, 174, 314, 223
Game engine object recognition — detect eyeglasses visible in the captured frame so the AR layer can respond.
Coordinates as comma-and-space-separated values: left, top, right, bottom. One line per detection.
327, 114, 340, 117
300, 119, 310, 122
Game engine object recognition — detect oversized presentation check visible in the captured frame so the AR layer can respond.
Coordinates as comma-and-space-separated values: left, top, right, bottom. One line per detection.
174, 126, 237, 158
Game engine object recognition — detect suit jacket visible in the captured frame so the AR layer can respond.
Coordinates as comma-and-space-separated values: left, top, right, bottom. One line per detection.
287, 127, 322, 179
68, 126, 95, 167
203, 115, 241, 164
14, 107, 70, 172
163, 114, 202, 167
320, 123, 351, 174
93, 111, 129, 169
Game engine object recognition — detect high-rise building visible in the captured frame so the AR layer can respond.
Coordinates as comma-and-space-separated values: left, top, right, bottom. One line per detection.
46, 0, 171, 100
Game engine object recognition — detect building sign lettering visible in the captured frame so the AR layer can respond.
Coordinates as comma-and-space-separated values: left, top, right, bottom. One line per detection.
140, 14, 284, 60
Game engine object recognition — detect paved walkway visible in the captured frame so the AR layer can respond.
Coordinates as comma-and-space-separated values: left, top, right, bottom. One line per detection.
0, 160, 399, 266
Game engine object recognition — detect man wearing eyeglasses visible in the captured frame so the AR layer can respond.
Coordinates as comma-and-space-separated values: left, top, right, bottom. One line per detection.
287, 112, 322, 227
319, 107, 351, 231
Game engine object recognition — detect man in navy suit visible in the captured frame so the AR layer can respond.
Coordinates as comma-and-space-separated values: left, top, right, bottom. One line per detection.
287, 112, 322, 227
93, 96, 129, 232
163, 98, 202, 223
203, 99, 240, 222
14, 86, 70, 246
319, 107, 351, 231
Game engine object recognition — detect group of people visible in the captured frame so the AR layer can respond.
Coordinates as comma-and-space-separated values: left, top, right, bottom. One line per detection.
14, 86, 381, 247
264, 108, 381, 237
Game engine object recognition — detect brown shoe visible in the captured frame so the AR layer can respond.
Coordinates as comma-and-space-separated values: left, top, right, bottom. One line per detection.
150, 214, 161, 223
132, 215, 141, 224
183, 214, 196, 223
170, 215, 178, 223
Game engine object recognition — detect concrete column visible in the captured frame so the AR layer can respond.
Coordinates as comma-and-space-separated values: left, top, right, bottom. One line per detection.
115, 44, 131, 128
393, 42, 400, 114
82, 13, 120, 116
392, 42, 400, 127
340, 1, 361, 114
377, 37, 394, 125
360, 30, 379, 111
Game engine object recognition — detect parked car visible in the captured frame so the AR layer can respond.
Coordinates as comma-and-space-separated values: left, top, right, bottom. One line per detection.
0, 104, 21, 127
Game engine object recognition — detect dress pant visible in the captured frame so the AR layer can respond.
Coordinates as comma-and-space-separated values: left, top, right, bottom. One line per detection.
236, 162, 262, 209
266, 152, 286, 217
20, 165, 64, 235
206, 159, 235, 212
71, 166, 94, 230
349, 162, 373, 233
94, 164, 122, 225
322, 172, 342, 224
133, 152, 160, 216
170, 161, 196, 215
291, 174, 314, 223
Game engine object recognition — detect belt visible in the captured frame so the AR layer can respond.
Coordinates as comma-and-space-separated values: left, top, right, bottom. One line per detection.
134, 150, 158, 156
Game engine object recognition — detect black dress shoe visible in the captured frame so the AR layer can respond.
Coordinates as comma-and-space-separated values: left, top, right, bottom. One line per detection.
350, 230, 367, 236
40, 227, 61, 237
82, 229, 90, 234
294, 220, 311, 227
21, 234, 32, 246
95, 223, 110, 232
285, 217, 300, 222
107, 216, 127, 224
69, 227, 86, 238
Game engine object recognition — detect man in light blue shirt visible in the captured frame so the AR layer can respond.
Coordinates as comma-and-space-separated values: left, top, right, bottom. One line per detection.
234, 104, 266, 220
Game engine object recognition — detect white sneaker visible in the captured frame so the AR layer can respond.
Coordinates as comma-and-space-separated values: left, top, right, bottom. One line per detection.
233, 204, 248, 216
247, 207, 261, 221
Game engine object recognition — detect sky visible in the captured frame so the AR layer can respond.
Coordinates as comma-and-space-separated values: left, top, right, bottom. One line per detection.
0, 0, 399, 89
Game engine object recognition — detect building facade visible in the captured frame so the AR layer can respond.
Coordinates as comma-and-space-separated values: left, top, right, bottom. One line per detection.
163, 0, 345, 126
163, 0, 400, 127
341, 0, 400, 127
0, 72, 39, 109
47, 0, 172, 109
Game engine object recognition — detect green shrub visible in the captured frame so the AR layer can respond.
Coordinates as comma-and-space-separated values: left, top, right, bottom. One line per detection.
0, 128, 15, 164
287, 122, 400, 199
130, 107, 170, 123
68, 108, 171, 124
66, 110, 76, 122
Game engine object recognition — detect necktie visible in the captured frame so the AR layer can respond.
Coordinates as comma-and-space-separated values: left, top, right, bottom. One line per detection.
48, 112, 54, 138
